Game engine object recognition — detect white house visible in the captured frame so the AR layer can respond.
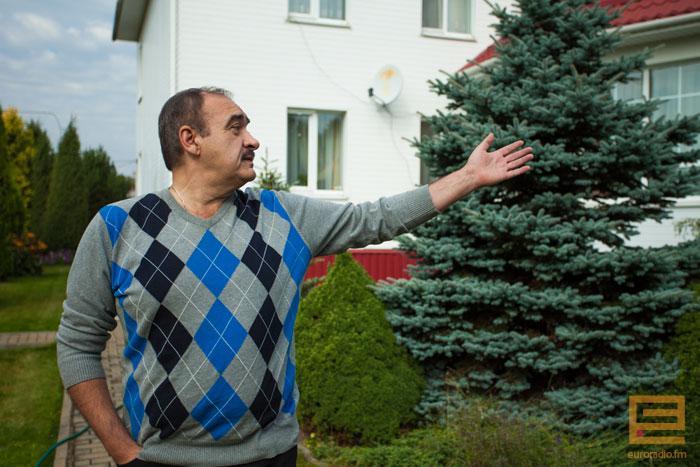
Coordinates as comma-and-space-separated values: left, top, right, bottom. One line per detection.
112, 0, 514, 249
461, 0, 700, 247
114, 0, 699, 249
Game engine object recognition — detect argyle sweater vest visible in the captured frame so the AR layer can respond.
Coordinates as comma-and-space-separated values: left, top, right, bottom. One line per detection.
56, 185, 438, 466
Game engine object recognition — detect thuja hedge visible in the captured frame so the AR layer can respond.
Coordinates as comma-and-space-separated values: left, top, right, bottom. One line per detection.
295, 253, 425, 444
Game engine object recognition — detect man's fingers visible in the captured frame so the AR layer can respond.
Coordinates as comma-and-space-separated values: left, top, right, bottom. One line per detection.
507, 153, 534, 169
478, 132, 495, 152
507, 164, 532, 178
497, 139, 525, 156
505, 147, 533, 163
506, 152, 534, 170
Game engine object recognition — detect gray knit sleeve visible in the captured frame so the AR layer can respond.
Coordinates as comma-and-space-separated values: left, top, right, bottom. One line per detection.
56, 213, 117, 389
274, 184, 438, 257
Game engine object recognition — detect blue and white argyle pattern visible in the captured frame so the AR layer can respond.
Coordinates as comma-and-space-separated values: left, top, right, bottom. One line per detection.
98, 188, 311, 443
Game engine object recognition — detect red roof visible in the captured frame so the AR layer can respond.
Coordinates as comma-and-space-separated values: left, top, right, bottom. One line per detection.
461, 0, 700, 71
601, 0, 700, 26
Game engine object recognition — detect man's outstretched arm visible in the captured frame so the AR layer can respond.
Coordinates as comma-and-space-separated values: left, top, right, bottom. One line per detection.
68, 378, 141, 465
274, 132, 534, 257
428, 133, 533, 212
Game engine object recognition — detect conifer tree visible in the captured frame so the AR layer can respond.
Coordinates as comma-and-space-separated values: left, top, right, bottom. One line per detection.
0, 105, 25, 278
28, 120, 53, 237
82, 146, 130, 220
296, 253, 424, 443
43, 120, 88, 250
255, 150, 289, 191
376, 0, 700, 436
2, 108, 36, 220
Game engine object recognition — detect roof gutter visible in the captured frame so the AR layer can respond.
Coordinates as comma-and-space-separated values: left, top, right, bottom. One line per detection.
112, 0, 150, 42
614, 10, 700, 46
462, 10, 700, 75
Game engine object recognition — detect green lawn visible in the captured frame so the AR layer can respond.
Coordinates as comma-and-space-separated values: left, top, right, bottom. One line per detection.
0, 265, 69, 332
0, 345, 64, 466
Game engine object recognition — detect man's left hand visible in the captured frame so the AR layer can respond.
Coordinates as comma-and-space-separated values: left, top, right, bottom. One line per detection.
464, 132, 533, 187
428, 133, 535, 212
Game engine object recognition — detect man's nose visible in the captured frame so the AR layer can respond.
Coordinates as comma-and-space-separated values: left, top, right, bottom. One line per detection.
244, 131, 260, 150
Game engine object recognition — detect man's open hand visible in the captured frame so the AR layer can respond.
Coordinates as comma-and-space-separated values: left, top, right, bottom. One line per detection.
464, 133, 534, 187
428, 132, 535, 212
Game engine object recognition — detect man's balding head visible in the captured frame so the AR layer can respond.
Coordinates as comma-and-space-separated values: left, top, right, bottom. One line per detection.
158, 86, 233, 171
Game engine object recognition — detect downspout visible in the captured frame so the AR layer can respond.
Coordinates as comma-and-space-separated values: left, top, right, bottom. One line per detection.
168, 0, 178, 187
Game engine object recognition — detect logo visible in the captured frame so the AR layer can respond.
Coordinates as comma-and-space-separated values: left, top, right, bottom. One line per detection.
629, 395, 685, 445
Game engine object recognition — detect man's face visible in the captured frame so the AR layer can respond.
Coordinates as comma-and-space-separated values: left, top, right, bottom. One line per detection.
197, 93, 260, 187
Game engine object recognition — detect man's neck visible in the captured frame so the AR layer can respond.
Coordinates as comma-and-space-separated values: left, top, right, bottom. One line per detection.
170, 170, 241, 220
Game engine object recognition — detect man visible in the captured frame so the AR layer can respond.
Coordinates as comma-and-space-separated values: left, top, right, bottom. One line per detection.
56, 87, 533, 467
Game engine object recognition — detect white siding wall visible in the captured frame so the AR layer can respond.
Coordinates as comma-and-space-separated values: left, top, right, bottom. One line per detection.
169, 0, 510, 204
610, 32, 700, 247
136, 0, 174, 195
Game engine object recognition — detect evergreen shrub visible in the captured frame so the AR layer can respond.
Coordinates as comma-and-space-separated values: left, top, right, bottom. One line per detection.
0, 104, 26, 280
375, 0, 700, 436
43, 121, 88, 250
311, 394, 591, 467
663, 281, 700, 461
296, 253, 425, 444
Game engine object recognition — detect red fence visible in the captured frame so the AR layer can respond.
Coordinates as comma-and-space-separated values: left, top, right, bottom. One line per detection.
304, 249, 417, 282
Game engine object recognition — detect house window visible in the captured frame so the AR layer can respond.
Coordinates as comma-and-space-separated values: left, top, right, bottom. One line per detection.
612, 62, 700, 116
612, 71, 643, 103
651, 62, 700, 121
287, 110, 343, 190
289, 0, 345, 20
419, 119, 437, 185
422, 0, 472, 36
612, 61, 700, 148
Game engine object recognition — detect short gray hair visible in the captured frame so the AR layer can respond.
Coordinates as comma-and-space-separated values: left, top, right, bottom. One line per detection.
157, 86, 233, 170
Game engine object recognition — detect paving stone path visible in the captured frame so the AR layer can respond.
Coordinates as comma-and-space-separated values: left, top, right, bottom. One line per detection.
0, 330, 56, 348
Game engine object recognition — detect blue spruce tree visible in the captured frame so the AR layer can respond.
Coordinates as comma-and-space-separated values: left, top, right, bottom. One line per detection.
376, 0, 700, 436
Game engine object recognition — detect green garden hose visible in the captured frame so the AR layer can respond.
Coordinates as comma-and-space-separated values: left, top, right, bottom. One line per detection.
35, 404, 124, 467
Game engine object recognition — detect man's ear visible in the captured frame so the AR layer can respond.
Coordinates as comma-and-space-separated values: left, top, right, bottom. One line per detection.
179, 125, 200, 158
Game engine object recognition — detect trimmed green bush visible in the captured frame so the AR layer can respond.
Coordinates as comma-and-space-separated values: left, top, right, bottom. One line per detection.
311, 395, 592, 467
296, 252, 425, 444
312, 425, 462, 467
663, 281, 700, 462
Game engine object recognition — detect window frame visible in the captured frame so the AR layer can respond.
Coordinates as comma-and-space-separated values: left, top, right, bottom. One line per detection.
286, 108, 346, 198
420, 0, 476, 42
288, 0, 350, 28
650, 61, 700, 120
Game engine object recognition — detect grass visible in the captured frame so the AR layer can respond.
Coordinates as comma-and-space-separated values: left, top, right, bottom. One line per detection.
0, 345, 64, 466
0, 264, 69, 332
296, 452, 316, 466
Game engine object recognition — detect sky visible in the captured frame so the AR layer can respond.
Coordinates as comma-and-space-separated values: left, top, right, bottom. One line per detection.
0, 0, 137, 175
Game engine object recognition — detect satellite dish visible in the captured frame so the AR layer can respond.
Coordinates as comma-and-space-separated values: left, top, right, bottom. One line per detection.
368, 65, 403, 106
